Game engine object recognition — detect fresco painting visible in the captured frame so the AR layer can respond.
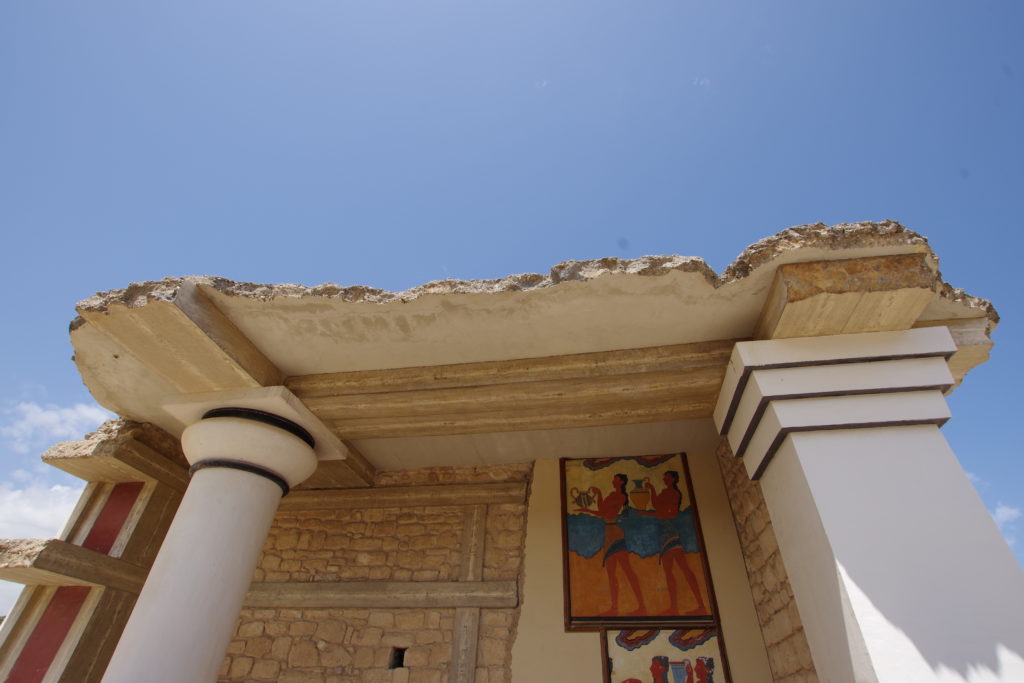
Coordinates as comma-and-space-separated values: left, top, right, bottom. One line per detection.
563, 454, 713, 625
604, 628, 725, 683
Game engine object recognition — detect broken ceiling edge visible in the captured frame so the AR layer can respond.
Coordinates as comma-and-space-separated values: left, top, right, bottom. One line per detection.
69, 220, 998, 329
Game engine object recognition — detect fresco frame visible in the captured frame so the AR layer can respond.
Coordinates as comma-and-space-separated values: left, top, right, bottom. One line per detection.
560, 453, 721, 632
600, 626, 733, 683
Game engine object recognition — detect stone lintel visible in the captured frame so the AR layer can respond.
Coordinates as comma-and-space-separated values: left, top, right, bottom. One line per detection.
245, 580, 518, 609
76, 280, 283, 394
279, 481, 528, 511
755, 253, 937, 340
0, 539, 146, 594
42, 419, 188, 489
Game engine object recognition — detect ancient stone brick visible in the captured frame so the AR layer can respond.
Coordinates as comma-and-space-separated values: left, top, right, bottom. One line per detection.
353, 646, 375, 668
352, 626, 384, 646
315, 620, 347, 643
289, 621, 317, 636
409, 669, 442, 683
395, 611, 425, 630
271, 636, 292, 660
244, 636, 273, 658
228, 656, 253, 678
320, 643, 352, 668
287, 640, 319, 668
250, 659, 281, 680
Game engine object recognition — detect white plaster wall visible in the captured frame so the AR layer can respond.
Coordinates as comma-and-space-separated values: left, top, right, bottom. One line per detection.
763, 426, 1024, 683
511, 458, 603, 683
760, 436, 878, 683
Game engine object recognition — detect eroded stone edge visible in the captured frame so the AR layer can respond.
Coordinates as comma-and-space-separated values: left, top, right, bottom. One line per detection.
70, 220, 998, 330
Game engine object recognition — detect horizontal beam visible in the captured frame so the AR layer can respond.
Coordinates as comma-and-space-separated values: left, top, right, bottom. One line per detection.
280, 482, 528, 510
302, 367, 723, 421
323, 399, 714, 439
287, 339, 734, 397
245, 580, 518, 608
77, 281, 283, 394
755, 254, 936, 340
0, 539, 147, 594
44, 437, 189, 491
297, 448, 376, 490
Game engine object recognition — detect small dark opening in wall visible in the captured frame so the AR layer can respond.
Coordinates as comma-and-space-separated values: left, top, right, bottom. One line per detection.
388, 647, 406, 669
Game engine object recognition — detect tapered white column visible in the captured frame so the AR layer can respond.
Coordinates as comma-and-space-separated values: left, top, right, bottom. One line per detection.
716, 328, 1024, 683
102, 409, 318, 683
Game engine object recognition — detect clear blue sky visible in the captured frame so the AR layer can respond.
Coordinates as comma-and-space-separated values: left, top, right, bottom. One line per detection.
1, 1, 1022, 611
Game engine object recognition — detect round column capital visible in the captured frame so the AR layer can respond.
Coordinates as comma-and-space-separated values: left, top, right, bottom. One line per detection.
182, 415, 318, 489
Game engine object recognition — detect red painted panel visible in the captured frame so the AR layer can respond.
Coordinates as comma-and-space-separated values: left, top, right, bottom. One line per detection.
82, 481, 144, 555
5, 586, 90, 683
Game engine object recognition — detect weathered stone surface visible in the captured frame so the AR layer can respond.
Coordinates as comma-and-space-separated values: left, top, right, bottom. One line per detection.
73, 221, 996, 327
715, 438, 819, 682
0, 538, 49, 567
41, 418, 187, 470
219, 464, 528, 682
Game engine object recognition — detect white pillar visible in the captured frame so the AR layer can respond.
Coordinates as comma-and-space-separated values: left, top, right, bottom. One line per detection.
102, 411, 318, 683
715, 328, 1024, 683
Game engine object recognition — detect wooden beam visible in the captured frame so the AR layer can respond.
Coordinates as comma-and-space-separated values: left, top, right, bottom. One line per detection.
118, 484, 183, 568
77, 281, 283, 394
458, 505, 487, 582
57, 589, 137, 683
449, 608, 481, 683
449, 504, 488, 682
301, 367, 723, 421
286, 341, 734, 439
280, 482, 527, 511
44, 437, 189, 491
0, 586, 52, 681
322, 398, 714, 439
297, 441, 376, 491
0, 539, 147, 594
244, 580, 517, 608
287, 339, 734, 397
755, 254, 937, 340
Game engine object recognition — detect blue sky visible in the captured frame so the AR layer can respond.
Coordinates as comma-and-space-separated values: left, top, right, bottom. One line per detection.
1, 1, 1022, 612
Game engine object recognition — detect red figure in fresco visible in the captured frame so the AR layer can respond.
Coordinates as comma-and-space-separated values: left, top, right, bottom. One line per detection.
643, 471, 707, 615
575, 473, 647, 616
620, 656, 714, 683
648, 655, 672, 683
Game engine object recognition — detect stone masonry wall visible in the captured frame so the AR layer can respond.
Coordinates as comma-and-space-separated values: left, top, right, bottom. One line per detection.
715, 440, 818, 683
219, 464, 531, 683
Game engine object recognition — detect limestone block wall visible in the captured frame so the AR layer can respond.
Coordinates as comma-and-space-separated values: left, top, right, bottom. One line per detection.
715, 439, 818, 682
218, 464, 530, 683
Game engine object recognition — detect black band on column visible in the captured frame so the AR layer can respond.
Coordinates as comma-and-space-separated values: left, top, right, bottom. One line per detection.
201, 407, 315, 448
189, 459, 290, 496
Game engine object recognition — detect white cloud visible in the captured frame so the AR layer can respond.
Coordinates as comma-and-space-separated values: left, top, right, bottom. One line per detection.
0, 402, 112, 454
534, 79, 550, 89
0, 468, 86, 617
693, 76, 712, 88
992, 503, 1022, 547
993, 503, 1022, 527
0, 580, 23, 617
0, 481, 83, 539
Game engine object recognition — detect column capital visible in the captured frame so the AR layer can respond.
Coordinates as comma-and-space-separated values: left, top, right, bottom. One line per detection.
714, 327, 956, 480
164, 385, 348, 462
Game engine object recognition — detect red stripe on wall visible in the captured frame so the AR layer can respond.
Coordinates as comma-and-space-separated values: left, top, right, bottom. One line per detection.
5, 586, 91, 683
82, 481, 144, 555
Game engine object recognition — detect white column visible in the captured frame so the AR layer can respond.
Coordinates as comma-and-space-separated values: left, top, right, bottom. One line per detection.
102, 412, 318, 683
715, 328, 1024, 683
